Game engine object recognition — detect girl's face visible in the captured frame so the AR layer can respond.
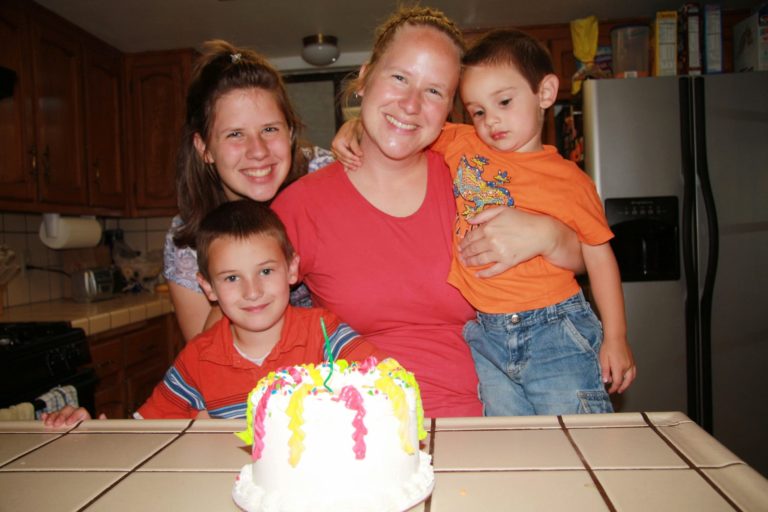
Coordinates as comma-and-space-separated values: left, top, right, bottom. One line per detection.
194, 88, 292, 202
358, 25, 460, 162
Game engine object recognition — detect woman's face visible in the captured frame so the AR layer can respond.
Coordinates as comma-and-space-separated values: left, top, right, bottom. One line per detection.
358, 25, 460, 162
194, 88, 292, 202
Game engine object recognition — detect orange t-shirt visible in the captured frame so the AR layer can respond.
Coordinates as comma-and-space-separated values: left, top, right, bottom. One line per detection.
432, 123, 613, 313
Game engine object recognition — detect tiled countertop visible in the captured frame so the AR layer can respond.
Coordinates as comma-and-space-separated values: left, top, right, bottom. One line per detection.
0, 293, 174, 335
1, 412, 766, 511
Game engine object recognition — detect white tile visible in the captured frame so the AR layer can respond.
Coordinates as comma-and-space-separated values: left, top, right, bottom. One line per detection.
658, 421, 743, 468
596, 468, 736, 512
0, 433, 61, 466
562, 412, 646, 428
435, 415, 560, 431
569, 426, 688, 469
5, 433, 177, 471
429, 470, 608, 511
72, 419, 189, 433
3, 214, 26, 232
146, 216, 173, 231
703, 465, 768, 511
0, 471, 125, 511
432, 429, 581, 470
25, 213, 42, 233
119, 218, 147, 232
85, 472, 240, 512
140, 432, 250, 471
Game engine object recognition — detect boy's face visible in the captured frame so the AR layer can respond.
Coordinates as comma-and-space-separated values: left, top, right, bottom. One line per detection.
197, 234, 299, 341
460, 64, 557, 153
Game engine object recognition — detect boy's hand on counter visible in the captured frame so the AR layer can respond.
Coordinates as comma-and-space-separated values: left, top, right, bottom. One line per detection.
41, 405, 106, 427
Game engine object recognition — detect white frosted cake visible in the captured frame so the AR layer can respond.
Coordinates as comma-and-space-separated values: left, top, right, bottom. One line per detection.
232, 357, 434, 512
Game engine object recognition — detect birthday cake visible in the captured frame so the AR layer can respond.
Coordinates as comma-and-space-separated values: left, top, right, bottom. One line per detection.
232, 357, 434, 512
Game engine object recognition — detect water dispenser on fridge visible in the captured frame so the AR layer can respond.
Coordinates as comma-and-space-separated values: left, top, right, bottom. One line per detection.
604, 196, 679, 282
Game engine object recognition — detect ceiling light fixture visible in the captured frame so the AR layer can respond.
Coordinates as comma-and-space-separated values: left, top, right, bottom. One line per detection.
301, 34, 340, 67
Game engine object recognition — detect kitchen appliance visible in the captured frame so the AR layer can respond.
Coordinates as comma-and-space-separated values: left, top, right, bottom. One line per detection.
0, 322, 96, 415
583, 72, 768, 475
71, 266, 116, 302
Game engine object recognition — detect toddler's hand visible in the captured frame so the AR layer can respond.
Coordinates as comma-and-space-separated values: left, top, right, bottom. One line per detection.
331, 118, 364, 170
600, 337, 636, 394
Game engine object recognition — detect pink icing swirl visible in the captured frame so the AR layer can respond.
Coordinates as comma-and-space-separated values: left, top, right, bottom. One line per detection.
252, 378, 285, 460
334, 385, 368, 459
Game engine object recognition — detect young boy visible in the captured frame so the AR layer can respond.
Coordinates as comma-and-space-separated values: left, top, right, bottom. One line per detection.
43, 200, 381, 425
430, 29, 635, 416
333, 29, 635, 416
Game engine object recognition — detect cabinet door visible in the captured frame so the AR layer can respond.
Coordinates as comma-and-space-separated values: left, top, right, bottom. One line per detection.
0, 2, 36, 202
128, 51, 190, 213
29, 12, 87, 206
83, 39, 125, 209
125, 361, 166, 416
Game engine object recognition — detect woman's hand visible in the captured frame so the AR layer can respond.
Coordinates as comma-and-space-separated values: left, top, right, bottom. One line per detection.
459, 207, 584, 278
41, 406, 105, 427
331, 118, 364, 170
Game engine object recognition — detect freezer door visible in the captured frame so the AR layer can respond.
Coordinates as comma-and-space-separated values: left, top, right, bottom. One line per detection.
703, 72, 768, 475
583, 77, 688, 414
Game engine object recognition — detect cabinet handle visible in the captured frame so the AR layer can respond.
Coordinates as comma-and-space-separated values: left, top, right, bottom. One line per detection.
42, 145, 51, 180
28, 145, 38, 178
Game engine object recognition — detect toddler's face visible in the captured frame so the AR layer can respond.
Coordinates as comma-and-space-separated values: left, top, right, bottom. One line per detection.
199, 234, 298, 340
460, 64, 548, 153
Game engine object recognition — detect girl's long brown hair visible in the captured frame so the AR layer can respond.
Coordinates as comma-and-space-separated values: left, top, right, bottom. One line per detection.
174, 40, 307, 249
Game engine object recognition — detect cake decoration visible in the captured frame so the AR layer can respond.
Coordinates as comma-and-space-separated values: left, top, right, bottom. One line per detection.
233, 357, 434, 512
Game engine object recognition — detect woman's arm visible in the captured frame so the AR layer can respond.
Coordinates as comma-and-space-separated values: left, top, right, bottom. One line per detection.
459, 207, 585, 278
168, 282, 215, 341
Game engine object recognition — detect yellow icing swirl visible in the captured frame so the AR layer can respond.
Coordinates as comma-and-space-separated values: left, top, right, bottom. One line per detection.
286, 383, 313, 467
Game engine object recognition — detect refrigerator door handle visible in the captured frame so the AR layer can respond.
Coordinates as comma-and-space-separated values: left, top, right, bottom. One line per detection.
692, 76, 719, 433
679, 77, 703, 426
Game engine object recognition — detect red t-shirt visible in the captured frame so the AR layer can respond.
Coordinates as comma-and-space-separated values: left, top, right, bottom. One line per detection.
272, 154, 482, 418
137, 306, 380, 419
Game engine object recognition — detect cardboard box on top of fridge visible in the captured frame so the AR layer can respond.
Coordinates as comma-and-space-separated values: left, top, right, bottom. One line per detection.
733, 3, 768, 71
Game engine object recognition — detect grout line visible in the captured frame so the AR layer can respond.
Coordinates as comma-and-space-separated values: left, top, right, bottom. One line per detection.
75, 422, 193, 511
557, 415, 617, 512
641, 412, 742, 512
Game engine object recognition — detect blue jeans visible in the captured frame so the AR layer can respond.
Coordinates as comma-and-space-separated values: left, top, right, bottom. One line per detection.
464, 291, 613, 416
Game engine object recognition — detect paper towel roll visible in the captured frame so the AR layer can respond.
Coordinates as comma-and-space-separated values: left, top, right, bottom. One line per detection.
39, 215, 102, 249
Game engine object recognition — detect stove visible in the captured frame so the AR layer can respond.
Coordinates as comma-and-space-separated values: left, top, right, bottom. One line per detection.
0, 322, 96, 413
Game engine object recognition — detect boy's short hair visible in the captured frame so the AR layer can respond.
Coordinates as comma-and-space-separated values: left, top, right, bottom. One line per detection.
195, 200, 295, 281
463, 29, 555, 93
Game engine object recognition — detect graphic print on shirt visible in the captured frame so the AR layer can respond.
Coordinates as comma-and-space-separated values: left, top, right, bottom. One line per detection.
452, 154, 515, 238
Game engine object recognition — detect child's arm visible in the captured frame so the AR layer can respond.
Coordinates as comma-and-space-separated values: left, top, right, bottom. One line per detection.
582, 242, 636, 394
331, 118, 364, 170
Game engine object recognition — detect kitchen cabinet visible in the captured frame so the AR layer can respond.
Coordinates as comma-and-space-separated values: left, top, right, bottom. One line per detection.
83, 36, 126, 210
125, 49, 194, 216
0, 0, 126, 215
0, 1, 36, 203
87, 314, 180, 418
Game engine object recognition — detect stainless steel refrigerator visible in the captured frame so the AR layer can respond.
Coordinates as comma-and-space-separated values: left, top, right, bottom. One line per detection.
583, 72, 768, 475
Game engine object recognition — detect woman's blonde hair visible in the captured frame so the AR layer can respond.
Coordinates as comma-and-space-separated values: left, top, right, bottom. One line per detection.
342, 6, 466, 107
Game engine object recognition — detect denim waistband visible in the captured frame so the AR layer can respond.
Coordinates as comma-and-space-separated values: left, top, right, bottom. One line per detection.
476, 290, 591, 327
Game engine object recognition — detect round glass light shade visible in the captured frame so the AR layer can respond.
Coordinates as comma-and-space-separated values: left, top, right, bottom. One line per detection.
301, 34, 340, 66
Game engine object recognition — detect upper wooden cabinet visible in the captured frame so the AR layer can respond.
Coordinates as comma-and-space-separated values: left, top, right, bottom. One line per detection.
0, 1, 36, 203
83, 37, 126, 210
125, 50, 193, 216
0, 1, 125, 215
29, 8, 87, 207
